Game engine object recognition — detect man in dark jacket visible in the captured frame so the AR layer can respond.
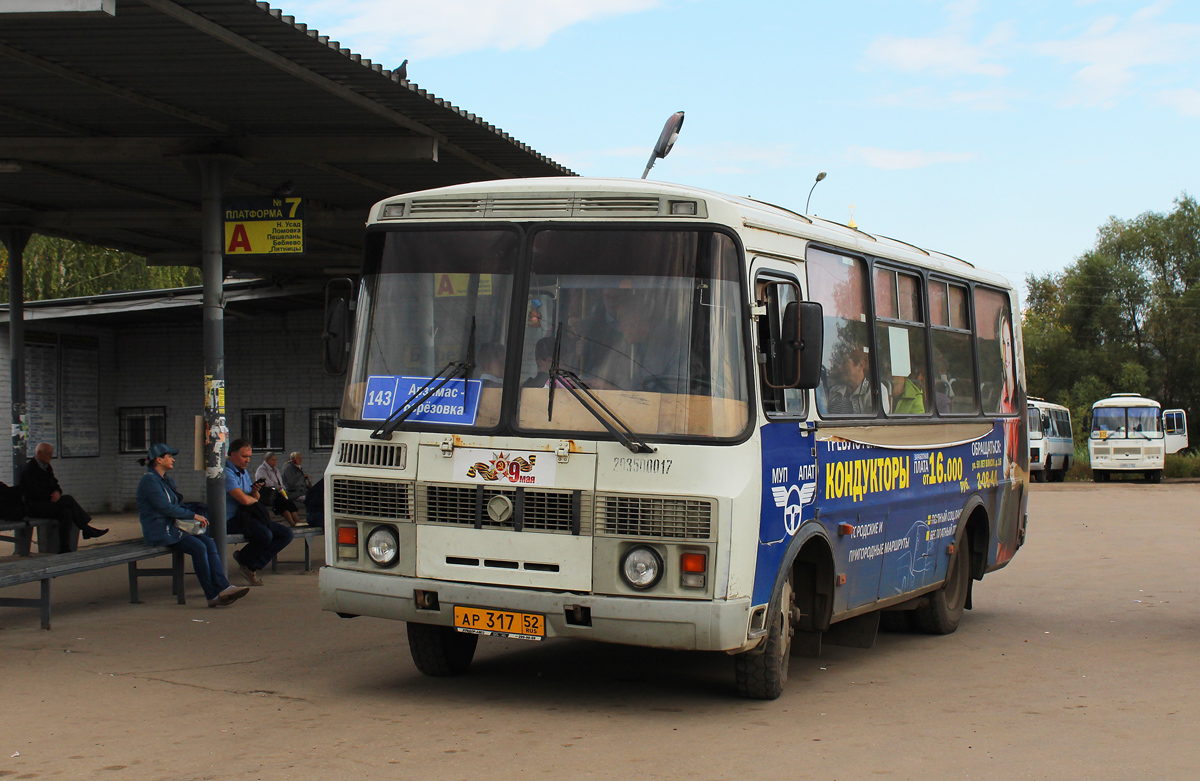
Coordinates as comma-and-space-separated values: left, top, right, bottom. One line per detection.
19, 442, 107, 553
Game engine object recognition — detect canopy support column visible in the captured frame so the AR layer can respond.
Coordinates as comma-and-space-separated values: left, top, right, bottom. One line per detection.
198, 160, 230, 563
2, 228, 32, 555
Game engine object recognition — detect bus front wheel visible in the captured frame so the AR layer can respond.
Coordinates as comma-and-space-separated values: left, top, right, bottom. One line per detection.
912, 540, 970, 635
1145, 470, 1163, 484
1093, 470, 1108, 482
406, 622, 478, 677
734, 576, 792, 700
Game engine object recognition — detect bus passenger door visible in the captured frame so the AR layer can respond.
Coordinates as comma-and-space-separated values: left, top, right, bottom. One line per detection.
817, 440, 886, 610
1165, 410, 1188, 454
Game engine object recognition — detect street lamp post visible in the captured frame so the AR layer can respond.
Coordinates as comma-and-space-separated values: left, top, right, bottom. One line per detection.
805, 171, 827, 214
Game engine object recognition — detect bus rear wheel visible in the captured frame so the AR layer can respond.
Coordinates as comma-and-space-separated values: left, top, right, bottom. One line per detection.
1093, 470, 1108, 482
1145, 470, 1163, 484
407, 622, 478, 677
734, 576, 792, 700
912, 540, 970, 635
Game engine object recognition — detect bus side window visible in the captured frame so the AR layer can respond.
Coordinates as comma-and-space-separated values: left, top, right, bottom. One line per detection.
807, 248, 876, 417
755, 275, 805, 416
874, 267, 930, 416
929, 280, 977, 414
976, 287, 1017, 415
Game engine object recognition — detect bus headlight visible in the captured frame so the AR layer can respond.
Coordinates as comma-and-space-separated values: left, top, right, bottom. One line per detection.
366, 526, 399, 567
621, 545, 663, 590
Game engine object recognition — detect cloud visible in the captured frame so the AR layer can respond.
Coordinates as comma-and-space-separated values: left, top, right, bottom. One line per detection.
848, 146, 978, 170
1155, 88, 1200, 116
864, 0, 1012, 78
1032, 6, 1200, 107
279, 0, 664, 59
872, 86, 1020, 111
866, 34, 1010, 77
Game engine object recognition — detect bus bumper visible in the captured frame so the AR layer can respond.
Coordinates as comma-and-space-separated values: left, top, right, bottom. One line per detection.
319, 566, 753, 652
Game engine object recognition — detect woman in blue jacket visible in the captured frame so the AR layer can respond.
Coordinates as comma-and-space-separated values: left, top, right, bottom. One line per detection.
137, 443, 249, 608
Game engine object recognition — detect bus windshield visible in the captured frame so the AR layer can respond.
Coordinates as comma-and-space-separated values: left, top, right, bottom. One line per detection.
516, 229, 749, 439
342, 229, 519, 428
341, 226, 750, 441
1090, 407, 1162, 439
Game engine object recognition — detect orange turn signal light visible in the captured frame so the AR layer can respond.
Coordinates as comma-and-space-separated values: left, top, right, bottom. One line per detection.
337, 526, 359, 545
838, 523, 854, 536
680, 552, 707, 573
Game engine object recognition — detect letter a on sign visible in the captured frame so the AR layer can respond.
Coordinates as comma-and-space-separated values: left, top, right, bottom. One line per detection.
227, 224, 252, 253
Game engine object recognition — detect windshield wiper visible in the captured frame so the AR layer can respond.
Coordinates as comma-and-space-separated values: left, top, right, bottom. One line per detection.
372, 318, 476, 439
547, 323, 656, 454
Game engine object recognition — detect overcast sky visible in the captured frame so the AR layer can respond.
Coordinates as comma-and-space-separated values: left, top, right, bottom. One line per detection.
275, 0, 1200, 299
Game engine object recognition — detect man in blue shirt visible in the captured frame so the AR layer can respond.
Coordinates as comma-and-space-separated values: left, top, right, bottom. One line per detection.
225, 438, 293, 585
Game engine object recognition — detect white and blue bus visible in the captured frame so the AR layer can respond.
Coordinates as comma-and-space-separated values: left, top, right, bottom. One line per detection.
1028, 397, 1073, 482
318, 178, 1028, 699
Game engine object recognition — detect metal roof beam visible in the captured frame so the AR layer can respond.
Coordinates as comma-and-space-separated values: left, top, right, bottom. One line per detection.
0, 136, 437, 164
0, 105, 100, 137
0, 41, 233, 133
0, 0, 114, 17
17, 161, 196, 209
138, 0, 515, 179
8, 208, 367, 231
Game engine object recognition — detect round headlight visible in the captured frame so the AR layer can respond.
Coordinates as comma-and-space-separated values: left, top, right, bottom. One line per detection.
366, 526, 399, 567
621, 545, 663, 590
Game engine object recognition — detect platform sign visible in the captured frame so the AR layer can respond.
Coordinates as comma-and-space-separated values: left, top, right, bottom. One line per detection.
223, 196, 304, 255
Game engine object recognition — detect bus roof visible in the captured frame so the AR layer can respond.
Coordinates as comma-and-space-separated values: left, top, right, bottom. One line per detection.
368, 177, 1015, 290
1028, 398, 1070, 412
1092, 394, 1161, 410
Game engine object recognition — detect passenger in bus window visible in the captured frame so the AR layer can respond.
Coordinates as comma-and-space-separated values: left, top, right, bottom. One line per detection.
826, 348, 874, 414
933, 351, 952, 414
523, 337, 555, 388
476, 342, 506, 387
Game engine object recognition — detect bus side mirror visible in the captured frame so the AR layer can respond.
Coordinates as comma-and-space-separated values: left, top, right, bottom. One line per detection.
1041, 413, 1051, 432
323, 278, 355, 376
775, 300, 823, 390
796, 300, 823, 390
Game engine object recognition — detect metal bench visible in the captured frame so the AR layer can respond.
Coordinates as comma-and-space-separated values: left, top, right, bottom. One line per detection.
0, 538, 186, 630
225, 524, 324, 573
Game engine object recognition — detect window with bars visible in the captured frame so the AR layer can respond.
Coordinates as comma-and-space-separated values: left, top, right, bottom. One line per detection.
242, 408, 285, 451
311, 408, 338, 450
119, 407, 166, 454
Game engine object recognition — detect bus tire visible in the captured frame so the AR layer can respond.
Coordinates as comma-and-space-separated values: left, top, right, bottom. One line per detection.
734, 576, 792, 700
1031, 470, 1044, 483
406, 622, 478, 677
912, 540, 970, 635
1093, 470, 1107, 483
1051, 468, 1066, 483
1146, 470, 1162, 484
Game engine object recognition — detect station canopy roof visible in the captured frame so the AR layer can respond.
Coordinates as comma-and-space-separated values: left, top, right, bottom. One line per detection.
0, 0, 573, 277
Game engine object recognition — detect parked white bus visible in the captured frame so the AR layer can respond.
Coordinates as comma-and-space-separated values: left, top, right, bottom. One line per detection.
1028, 397, 1073, 482
1089, 393, 1188, 483
318, 178, 1028, 699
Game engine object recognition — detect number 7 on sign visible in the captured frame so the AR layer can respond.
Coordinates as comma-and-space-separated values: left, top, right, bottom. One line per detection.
286, 198, 301, 218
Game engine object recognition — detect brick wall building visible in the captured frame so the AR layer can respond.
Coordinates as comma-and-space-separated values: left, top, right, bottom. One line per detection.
0, 282, 345, 512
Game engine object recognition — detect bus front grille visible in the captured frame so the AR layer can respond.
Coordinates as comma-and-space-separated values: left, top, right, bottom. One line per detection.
1113, 446, 1142, 456
331, 477, 412, 519
419, 483, 593, 535
596, 494, 713, 540
337, 441, 407, 469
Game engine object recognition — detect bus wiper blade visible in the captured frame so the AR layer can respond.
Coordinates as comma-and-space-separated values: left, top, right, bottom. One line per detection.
549, 367, 656, 455
372, 319, 476, 440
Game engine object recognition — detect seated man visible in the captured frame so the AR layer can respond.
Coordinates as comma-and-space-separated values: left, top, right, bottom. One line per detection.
225, 438, 294, 586
825, 349, 874, 415
281, 451, 311, 504
18, 442, 107, 554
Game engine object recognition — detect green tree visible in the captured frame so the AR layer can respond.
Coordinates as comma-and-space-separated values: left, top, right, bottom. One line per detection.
0, 235, 200, 302
1022, 193, 1200, 435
